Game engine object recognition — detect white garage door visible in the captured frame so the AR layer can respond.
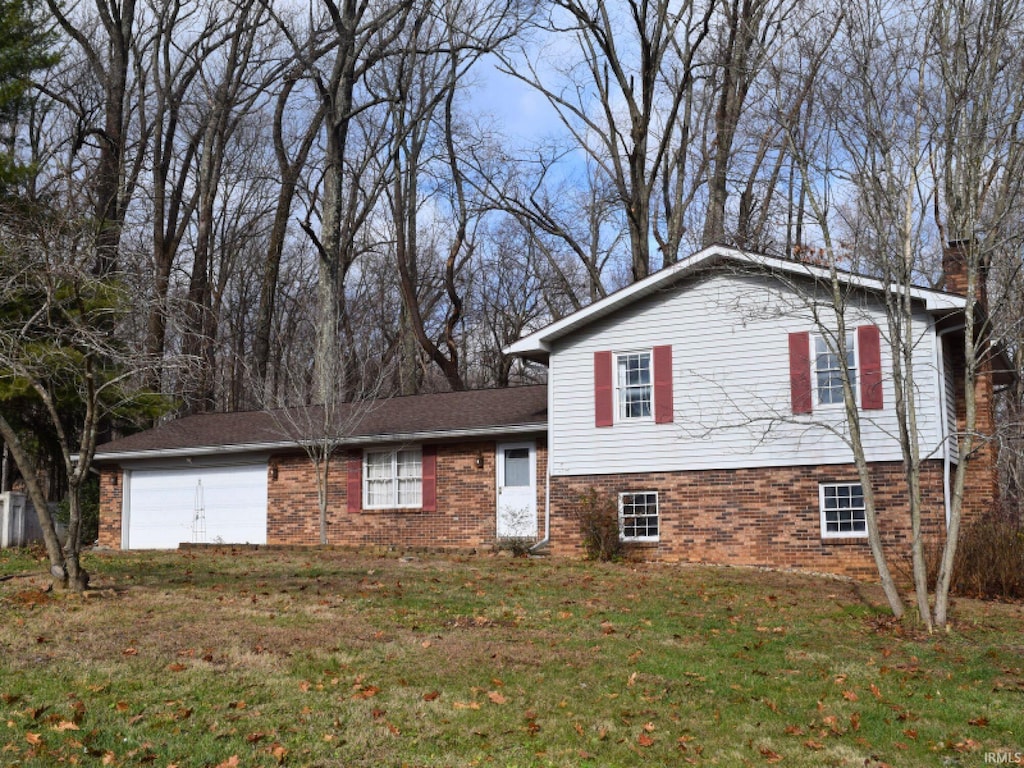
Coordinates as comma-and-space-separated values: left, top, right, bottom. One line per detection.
125, 464, 268, 549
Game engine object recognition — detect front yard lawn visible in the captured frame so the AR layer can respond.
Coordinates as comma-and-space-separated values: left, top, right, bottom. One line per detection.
1, 546, 1021, 767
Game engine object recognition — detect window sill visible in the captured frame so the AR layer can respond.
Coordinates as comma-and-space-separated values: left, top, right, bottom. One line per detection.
361, 506, 427, 514
820, 535, 868, 545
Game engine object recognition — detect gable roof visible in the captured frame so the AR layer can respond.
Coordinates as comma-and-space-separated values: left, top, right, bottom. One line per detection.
505, 245, 966, 362
94, 385, 548, 462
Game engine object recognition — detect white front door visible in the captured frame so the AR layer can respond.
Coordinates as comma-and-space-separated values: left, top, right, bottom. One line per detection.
496, 442, 537, 539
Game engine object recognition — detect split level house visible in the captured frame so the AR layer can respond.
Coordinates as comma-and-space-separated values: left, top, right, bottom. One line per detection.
94, 245, 1003, 579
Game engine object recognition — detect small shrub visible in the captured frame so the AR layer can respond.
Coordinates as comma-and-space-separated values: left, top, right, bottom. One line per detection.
55, 477, 100, 545
498, 537, 533, 557
952, 512, 1024, 600
573, 487, 623, 561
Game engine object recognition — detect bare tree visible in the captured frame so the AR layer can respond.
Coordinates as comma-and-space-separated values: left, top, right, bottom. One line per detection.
499, 0, 716, 280
44, 0, 142, 275
381, 0, 526, 392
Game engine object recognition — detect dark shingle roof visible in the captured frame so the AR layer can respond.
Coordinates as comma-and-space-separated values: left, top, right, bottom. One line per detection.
95, 385, 547, 461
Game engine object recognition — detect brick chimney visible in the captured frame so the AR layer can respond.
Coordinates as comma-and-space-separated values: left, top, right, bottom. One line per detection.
942, 239, 987, 307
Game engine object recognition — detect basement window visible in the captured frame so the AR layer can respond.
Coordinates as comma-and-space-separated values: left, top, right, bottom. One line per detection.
819, 482, 867, 538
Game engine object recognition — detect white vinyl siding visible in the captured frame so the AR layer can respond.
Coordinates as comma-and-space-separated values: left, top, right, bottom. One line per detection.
548, 273, 945, 477
944, 358, 959, 463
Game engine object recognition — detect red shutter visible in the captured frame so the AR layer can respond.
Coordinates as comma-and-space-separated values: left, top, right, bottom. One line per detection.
788, 332, 813, 414
594, 350, 614, 427
421, 446, 437, 512
347, 453, 362, 513
858, 325, 883, 410
653, 345, 674, 424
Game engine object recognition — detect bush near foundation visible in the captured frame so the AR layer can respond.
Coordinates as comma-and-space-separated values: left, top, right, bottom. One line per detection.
573, 487, 623, 561
952, 511, 1024, 599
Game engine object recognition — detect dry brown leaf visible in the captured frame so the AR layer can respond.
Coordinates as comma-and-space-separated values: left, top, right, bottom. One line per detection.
637, 733, 654, 747
53, 721, 79, 732
423, 691, 440, 702
487, 691, 507, 705
25, 733, 42, 746
758, 746, 783, 763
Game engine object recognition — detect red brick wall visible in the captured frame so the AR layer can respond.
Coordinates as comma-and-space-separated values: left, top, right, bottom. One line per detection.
948, 342, 1000, 524
547, 461, 947, 580
97, 468, 123, 548
266, 439, 548, 550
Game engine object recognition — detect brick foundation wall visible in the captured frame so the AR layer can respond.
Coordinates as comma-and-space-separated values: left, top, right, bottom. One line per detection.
267, 439, 548, 550
97, 468, 123, 548
547, 461, 947, 580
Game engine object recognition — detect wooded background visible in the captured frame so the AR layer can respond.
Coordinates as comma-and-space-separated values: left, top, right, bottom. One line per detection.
2, 0, 1024, 517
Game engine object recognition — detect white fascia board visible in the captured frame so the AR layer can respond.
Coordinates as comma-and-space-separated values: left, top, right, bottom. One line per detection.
504, 245, 965, 356
93, 423, 547, 463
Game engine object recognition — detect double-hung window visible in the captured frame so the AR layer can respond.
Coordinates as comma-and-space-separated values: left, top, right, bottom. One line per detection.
619, 491, 659, 541
814, 334, 856, 405
819, 482, 867, 537
364, 448, 422, 508
616, 352, 652, 419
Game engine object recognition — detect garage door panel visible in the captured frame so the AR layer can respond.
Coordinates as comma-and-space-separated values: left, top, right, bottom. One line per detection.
127, 465, 267, 549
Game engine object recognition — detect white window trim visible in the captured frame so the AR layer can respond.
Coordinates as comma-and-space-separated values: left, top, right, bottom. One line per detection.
614, 350, 654, 423
363, 447, 422, 510
813, 332, 859, 408
618, 491, 660, 542
819, 482, 868, 539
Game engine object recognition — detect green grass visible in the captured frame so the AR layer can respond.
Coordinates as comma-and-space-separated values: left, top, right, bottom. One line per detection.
1, 546, 1021, 767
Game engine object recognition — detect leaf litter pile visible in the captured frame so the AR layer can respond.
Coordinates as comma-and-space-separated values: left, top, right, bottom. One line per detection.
1, 546, 1021, 767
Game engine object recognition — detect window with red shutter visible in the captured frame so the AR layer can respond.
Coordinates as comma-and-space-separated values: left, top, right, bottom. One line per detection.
788, 332, 813, 414
347, 454, 362, 513
858, 325, 883, 410
421, 446, 437, 512
594, 350, 614, 427
653, 345, 674, 424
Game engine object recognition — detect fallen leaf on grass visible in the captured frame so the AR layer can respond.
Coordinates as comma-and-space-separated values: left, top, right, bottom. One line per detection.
422, 691, 440, 702
351, 685, 379, 700
487, 691, 507, 705
25, 733, 42, 746
804, 740, 824, 750
953, 738, 982, 752
215, 756, 240, 768
101, 752, 116, 766
967, 716, 989, 727
637, 733, 654, 747
784, 725, 805, 736
759, 746, 783, 763
53, 721, 79, 732
453, 701, 480, 710
842, 690, 858, 702
166, 663, 186, 672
